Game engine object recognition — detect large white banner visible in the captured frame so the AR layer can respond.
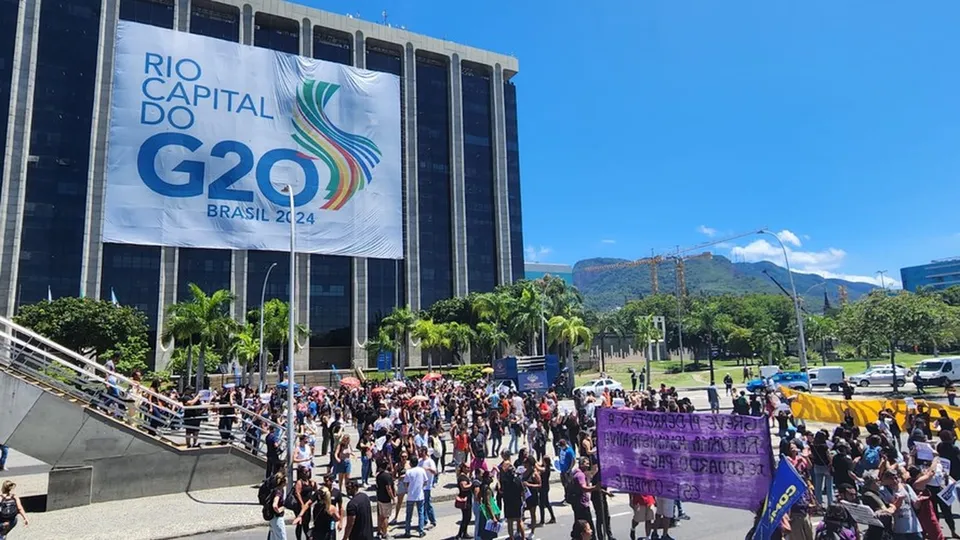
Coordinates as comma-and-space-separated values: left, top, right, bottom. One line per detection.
104, 21, 403, 259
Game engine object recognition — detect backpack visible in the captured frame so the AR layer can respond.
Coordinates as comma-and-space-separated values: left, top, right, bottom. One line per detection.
0, 497, 17, 520
258, 477, 277, 506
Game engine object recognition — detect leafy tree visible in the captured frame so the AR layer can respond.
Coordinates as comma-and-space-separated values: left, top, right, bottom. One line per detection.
227, 325, 262, 385
15, 297, 149, 362
422, 295, 474, 325
592, 311, 627, 373
724, 325, 754, 360
753, 326, 785, 366
167, 345, 222, 377
103, 334, 150, 375
941, 286, 960, 308
684, 299, 723, 371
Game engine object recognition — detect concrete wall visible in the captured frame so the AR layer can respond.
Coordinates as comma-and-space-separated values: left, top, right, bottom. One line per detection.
0, 369, 264, 509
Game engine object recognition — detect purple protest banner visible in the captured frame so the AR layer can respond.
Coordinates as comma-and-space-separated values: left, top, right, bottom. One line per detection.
596, 408, 772, 511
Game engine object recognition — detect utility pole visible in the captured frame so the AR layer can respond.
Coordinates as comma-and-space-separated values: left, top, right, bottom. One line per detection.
877, 270, 888, 291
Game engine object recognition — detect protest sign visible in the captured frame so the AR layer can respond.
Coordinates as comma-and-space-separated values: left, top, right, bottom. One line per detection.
839, 501, 884, 527
596, 409, 773, 510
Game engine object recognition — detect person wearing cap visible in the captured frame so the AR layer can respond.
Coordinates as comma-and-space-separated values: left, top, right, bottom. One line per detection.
860, 470, 893, 540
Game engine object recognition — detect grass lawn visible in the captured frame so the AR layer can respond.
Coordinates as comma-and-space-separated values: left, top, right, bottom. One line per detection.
574, 352, 936, 390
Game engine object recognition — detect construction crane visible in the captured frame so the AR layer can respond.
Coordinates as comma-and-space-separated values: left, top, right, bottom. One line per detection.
582, 230, 756, 295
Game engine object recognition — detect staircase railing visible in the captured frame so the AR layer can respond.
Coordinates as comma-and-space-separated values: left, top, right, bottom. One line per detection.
0, 315, 285, 461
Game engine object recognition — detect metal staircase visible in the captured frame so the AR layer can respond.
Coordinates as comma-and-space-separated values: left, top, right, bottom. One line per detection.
0, 315, 285, 509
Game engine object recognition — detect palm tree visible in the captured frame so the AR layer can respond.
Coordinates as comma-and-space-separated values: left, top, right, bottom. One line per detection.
634, 314, 662, 385
365, 327, 397, 370
252, 299, 309, 377
805, 314, 838, 366
547, 315, 592, 375
174, 284, 238, 390
685, 300, 721, 384
161, 299, 203, 389
593, 311, 626, 374
444, 322, 475, 365
753, 326, 786, 366
381, 306, 417, 376
473, 322, 508, 365
509, 285, 545, 355
412, 319, 451, 370
228, 325, 262, 386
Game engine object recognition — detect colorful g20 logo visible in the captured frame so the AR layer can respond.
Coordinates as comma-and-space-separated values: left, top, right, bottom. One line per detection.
136, 79, 381, 210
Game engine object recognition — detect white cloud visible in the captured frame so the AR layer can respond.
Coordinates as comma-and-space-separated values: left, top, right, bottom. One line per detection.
729, 237, 900, 289
600, 239, 616, 244
524, 245, 552, 262
776, 229, 802, 247
697, 225, 717, 237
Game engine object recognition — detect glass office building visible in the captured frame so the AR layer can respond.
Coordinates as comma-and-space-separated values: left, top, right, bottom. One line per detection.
0, 0, 523, 371
901, 259, 960, 292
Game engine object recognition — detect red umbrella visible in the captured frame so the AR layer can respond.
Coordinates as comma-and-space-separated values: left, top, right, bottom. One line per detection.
371, 386, 389, 394
422, 372, 442, 382
340, 377, 361, 388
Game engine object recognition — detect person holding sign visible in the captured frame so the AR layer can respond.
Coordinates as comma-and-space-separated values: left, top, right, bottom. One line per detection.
879, 468, 924, 540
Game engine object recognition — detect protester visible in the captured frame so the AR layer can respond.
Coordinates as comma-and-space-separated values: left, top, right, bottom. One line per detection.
375, 458, 395, 540
344, 480, 374, 540
0, 481, 28, 539
403, 457, 428, 538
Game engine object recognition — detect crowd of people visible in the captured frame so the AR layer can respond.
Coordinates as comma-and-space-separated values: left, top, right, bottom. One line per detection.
240, 373, 705, 540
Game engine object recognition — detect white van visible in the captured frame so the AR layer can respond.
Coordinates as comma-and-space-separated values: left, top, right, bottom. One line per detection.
914, 358, 960, 387
808, 366, 845, 392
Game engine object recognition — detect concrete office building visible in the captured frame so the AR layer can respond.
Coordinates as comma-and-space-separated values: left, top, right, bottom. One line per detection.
0, 0, 524, 371
901, 258, 960, 292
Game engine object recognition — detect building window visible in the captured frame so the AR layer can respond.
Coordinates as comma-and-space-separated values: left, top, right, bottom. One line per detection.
246, 251, 290, 314
313, 28, 351, 65
505, 82, 524, 283
177, 248, 231, 301
416, 56, 453, 310
366, 45, 402, 75
462, 65, 496, 293
309, 255, 351, 368
119, 0, 173, 29
189, 0, 239, 42
17, 0, 101, 305
254, 13, 299, 54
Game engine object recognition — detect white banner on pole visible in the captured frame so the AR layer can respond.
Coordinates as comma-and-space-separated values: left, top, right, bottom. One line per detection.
104, 21, 403, 259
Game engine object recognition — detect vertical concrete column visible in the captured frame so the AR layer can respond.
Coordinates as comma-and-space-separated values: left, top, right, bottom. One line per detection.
0, 0, 41, 314
350, 31, 368, 369
402, 44, 421, 368
300, 18, 311, 57
176, 0, 190, 32
155, 248, 177, 371
79, 0, 119, 302
403, 44, 420, 312
490, 64, 512, 285
448, 54, 468, 297
295, 255, 309, 371
232, 4, 253, 321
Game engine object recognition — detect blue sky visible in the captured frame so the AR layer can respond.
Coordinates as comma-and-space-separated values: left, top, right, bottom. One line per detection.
302, 0, 960, 287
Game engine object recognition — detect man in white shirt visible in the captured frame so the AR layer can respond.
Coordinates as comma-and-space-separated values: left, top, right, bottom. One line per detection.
417, 447, 438, 529
403, 459, 428, 537
511, 393, 524, 421
373, 410, 393, 434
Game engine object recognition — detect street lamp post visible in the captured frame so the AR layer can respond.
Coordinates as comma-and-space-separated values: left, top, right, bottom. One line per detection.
277, 184, 297, 488
877, 270, 888, 291
258, 262, 278, 393
758, 229, 808, 370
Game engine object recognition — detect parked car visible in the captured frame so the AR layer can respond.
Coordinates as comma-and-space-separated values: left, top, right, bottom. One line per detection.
575, 378, 623, 396
914, 358, 960, 387
808, 366, 845, 392
848, 367, 907, 388
746, 371, 810, 393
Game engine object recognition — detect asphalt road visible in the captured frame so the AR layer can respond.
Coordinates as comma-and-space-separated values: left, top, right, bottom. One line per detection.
183, 497, 755, 540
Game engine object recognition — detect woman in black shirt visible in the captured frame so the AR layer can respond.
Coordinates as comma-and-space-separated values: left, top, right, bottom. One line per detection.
455, 463, 473, 539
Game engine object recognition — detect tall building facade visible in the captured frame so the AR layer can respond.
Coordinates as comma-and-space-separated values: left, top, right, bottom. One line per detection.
901, 258, 960, 292
0, 0, 523, 370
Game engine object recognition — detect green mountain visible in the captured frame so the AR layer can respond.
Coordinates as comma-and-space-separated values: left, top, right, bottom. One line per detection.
573, 255, 877, 311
